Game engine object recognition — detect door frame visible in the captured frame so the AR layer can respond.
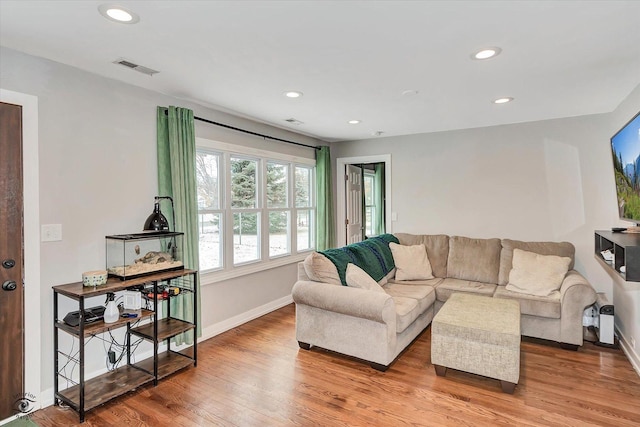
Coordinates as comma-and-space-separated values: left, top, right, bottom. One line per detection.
0, 89, 41, 418
336, 154, 391, 246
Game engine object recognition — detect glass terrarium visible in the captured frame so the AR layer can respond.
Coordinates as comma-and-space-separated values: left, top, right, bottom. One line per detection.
106, 231, 184, 280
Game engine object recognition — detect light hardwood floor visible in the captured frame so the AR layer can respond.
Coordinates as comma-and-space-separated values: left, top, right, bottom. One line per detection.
31, 303, 640, 426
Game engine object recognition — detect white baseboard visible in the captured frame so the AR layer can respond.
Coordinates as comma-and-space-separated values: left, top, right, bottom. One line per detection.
37, 295, 293, 411
617, 329, 640, 377
39, 388, 54, 409
199, 294, 293, 342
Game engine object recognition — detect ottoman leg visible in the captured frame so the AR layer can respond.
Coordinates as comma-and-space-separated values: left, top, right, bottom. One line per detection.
500, 381, 516, 394
298, 341, 311, 350
434, 365, 447, 376
370, 362, 390, 372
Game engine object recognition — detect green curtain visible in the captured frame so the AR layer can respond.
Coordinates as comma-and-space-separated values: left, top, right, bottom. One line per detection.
156, 106, 201, 344
316, 146, 335, 250
374, 163, 385, 235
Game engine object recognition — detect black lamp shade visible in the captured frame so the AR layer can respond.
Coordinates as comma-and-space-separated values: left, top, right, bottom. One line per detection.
143, 201, 170, 231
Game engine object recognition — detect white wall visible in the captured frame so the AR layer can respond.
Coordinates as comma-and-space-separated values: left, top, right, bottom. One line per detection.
0, 46, 321, 398
333, 84, 640, 368
607, 85, 640, 370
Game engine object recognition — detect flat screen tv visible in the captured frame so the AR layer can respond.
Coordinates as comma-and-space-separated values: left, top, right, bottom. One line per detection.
611, 111, 640, 223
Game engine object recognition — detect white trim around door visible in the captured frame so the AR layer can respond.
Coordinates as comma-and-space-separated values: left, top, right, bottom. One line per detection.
336, 154, 392, 247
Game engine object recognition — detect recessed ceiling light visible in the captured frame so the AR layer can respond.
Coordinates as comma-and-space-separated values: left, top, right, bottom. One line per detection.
98, 4, 140, 24
493, 97, 514, 104
348, 120, 361, 125
284, 91, 303, 98
472, 47, 502, 60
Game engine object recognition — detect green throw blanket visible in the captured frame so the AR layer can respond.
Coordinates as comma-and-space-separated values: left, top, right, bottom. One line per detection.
320, 234, 399, 285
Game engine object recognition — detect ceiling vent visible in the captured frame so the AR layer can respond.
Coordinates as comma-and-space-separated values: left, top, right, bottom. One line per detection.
285, 118, 304, 125
113, 59, 159, 76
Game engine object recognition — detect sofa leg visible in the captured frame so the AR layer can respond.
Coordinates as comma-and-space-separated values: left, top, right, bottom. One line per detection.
298, 341, 311, 350
370, 362, 389, 372
434, 364, 447, 377
500, 381, 517, 394
560, 343, 579, 351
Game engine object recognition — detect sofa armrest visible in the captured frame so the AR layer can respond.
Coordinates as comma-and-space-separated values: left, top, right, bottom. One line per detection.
559, 270, 597, 344
560, 270, 597, 307
292, 280, 395, 324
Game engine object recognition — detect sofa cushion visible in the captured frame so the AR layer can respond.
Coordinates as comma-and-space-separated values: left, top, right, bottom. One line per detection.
383, 282, 436, 313
506, 249, 572, 297
392, 296, 421, 333
493, 286, 561, 319
435, 278, 497, 302
303, 252, 341, 285
395, 233, 450, 278
389, 277, 443, 287
389, 242, 434, 280
378, 268, 396, 286
498, 239, 575, 285
447, 236, 502, 284
345, 263, 386, 293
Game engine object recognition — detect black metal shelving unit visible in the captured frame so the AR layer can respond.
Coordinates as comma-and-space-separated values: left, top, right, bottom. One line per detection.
52, 269, 198, 422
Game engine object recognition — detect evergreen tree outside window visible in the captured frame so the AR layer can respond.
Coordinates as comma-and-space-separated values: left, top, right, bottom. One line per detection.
231, 156, 259, 264
196, 141, 315, 276
267, 162, 290, 257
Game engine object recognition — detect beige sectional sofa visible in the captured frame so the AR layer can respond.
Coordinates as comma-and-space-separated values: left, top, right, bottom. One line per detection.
292, 233, 597, 371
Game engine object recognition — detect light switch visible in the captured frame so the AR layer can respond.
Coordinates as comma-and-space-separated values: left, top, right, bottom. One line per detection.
41, 224, 62, 242
391, 212, 398, 221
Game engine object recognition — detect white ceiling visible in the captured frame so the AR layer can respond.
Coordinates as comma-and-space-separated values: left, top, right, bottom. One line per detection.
1, 1, 639, 142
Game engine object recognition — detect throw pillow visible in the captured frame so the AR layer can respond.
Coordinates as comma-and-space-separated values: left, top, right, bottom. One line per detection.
506, 249, 572, 296
389, 242, 434, 281
345, 263, 386, 293
303, 252, 341, 285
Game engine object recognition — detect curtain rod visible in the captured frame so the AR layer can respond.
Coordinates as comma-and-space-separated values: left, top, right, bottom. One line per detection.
164, 109, 320, 150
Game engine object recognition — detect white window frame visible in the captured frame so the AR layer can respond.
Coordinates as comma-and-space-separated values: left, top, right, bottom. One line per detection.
197, 137, 316, 285
364, 170, 376, 237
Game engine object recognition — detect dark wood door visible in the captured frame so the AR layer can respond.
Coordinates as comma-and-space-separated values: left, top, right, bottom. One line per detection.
0, 102, 25, 419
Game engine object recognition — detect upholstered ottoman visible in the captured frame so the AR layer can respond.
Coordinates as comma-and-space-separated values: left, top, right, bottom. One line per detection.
431, 293, 521, 393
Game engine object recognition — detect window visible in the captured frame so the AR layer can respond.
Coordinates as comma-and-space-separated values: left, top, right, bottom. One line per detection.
295, 166, 313, 251
196, 150, 223, 271
364, 172, 376, 237
267, 161, 290, 257
231, 156, 260, 264
196, 139, 315, 277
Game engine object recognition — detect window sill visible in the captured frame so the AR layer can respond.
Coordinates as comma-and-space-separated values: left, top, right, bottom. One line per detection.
200, 252, 311, 286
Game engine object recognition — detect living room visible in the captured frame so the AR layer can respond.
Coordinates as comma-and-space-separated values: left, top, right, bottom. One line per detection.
1, 1, 640, 426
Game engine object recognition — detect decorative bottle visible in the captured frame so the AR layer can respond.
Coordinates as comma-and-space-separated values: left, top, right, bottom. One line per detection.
104, 292, 119, 324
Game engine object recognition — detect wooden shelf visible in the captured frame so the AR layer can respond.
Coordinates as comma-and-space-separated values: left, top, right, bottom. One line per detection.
55, 309, 154, 337
57, 365, 154, 411
595, 230, 640, 282
130, 318, 194, 341
133, 350, 195, 380
52, 269, 197, 299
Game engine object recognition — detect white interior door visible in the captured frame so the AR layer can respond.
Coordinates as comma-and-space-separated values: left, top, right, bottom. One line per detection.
346, 165, 363, 244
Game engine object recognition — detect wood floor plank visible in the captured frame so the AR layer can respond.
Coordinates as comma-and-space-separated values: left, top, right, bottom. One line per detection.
31, 303, 640, 426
